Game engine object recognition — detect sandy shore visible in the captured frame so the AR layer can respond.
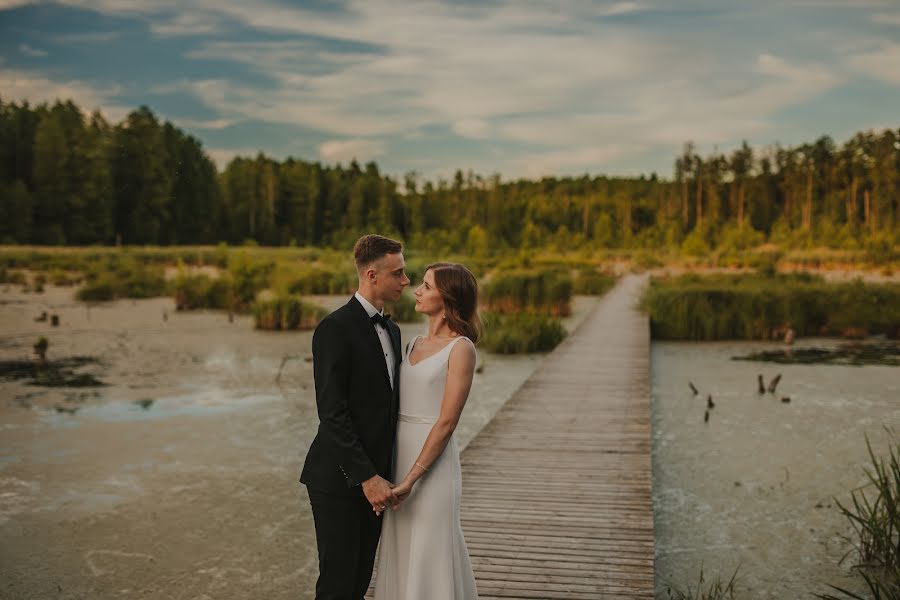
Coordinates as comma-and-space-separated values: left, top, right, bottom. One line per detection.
0, 286, 596, 600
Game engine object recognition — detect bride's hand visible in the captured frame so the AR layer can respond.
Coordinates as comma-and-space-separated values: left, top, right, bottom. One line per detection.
391, 480, 413, 506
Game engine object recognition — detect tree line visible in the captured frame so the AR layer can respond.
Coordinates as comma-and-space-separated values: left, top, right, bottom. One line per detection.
1, 97, 897, 252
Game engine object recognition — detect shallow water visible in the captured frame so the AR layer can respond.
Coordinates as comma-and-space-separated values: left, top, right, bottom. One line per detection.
652, 339, 900, 598
0, 286, 595, 600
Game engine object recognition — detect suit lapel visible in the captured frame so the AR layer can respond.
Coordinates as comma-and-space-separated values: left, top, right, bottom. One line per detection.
389, 322, 401, 397
389, 322, 401, 371
348, 296, 393, 391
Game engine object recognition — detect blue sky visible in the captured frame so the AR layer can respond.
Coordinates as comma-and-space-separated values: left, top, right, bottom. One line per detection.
1, 0, 899, 181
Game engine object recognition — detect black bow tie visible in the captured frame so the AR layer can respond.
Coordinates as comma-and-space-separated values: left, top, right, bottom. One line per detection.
370, 313, 391, 328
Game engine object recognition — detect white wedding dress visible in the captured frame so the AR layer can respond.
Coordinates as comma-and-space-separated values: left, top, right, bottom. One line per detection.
374, 335, 478, 600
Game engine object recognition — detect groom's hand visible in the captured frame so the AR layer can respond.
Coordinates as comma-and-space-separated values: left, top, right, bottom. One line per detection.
362, 475, 397, 514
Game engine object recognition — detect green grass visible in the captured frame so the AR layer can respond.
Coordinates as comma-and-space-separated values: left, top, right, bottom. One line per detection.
573, 268, 616, 295
227, 251, 275, 310
285, 266, 356, 295
172, 273, 233, 311
76, 257, 167, 301
483, 268, 573, 316
664, 565, 740, 600
252, 296, 328, 331
0, 267, 27, 285
480, 311, 566, 354
640, 274, 900, 341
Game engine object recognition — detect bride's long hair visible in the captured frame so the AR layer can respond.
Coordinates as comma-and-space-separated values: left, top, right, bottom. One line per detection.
425, 262, 482, 344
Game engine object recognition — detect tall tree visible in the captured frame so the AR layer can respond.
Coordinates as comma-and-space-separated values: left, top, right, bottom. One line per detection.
111, 107, 172, 244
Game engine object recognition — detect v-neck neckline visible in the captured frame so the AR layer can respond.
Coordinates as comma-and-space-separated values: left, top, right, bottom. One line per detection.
407, 335, 460, 367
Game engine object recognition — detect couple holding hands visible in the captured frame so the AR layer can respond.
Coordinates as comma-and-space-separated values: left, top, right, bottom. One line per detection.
300, 234, 481, 599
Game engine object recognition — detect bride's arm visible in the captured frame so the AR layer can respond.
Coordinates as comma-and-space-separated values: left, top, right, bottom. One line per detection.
392, 339, 476, 501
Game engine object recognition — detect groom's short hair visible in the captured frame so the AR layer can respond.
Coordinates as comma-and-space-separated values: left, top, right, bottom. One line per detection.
354, 234, 402, 270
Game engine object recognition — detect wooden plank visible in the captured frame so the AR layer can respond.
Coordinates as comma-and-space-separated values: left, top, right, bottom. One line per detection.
367, 274, 653, 599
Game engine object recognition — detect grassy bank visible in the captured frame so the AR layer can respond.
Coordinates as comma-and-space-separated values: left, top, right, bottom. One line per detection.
76, 257, 167, 301
641, 274, 900, 341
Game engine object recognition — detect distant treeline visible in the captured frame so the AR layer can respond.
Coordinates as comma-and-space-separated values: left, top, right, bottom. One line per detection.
1, 97, 898, 253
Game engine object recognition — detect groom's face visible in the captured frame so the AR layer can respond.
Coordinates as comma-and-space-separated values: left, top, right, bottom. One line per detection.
372, 252, 409, 302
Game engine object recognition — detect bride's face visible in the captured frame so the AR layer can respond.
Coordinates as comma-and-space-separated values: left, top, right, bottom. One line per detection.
413, 269, 444, 316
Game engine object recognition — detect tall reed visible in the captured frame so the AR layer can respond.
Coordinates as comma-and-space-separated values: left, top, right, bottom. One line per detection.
483, 268, 572, 316
479, 312, 566, 354
641, 274, 900, 340
815, 433, 900, 599
252, 296, 328, 331
573, 268, 616, 295
76, 256, 167, 301
172, 273, 233, 310
664, 565, 739, 600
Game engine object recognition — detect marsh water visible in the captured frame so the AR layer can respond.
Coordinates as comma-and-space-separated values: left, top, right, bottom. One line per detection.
652, 339, 899, 598
2, 284, 896, 599
0, 286, 595, 600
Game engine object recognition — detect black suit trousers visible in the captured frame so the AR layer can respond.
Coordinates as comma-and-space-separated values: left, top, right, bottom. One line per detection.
307, 487, 383, 600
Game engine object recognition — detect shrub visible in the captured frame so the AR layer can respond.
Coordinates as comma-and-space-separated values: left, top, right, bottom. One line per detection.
173, 273, 233, 310
483, 268, 572, 316
50, 269, 80, 286
286, 267, 355, 295
76, 278, 116, 301
253, 296, 328, 330
865, 233, 898, 266
573, 268, 616, 295
0, 268, 27, 285
228, 252, 274, 310
76, 257, 166, 302
640, 274, 900, 341
480, 312, 566, 354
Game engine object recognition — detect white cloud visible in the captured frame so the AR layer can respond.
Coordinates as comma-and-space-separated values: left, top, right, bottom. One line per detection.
848, 43, 900, 85
453, 119, 491, 140
597, 2, 646, 17
873, 12, 900, 26
318, 138, 386, 163
0, 0, 33, 8
205, 147, 263, 170
512, 144, 645, 179
0, 0, 872, 177
148, 3, 842, 176
150, 12, 225, 36
175, 117, 236, 130
0, 67, 129, 122
56, 31, 121, 44
18, 44, 48, 57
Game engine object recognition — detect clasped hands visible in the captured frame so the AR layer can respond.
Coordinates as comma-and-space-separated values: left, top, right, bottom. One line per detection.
362, 474, 414, 517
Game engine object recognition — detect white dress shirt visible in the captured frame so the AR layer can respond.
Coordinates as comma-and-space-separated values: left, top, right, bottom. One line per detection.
355, 291, 396, 389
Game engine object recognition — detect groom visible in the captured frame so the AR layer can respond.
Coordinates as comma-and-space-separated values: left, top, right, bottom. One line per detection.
300, 234, 410, 599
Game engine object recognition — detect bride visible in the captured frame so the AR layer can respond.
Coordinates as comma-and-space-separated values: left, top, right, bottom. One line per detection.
373, 262, 481, 599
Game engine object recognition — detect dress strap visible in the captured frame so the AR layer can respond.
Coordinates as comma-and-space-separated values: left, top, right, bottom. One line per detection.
405, 335, 421, 359
444, 335, 474, 359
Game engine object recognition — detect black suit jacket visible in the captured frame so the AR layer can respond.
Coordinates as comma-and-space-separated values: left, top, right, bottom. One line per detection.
300, 296, 401, 496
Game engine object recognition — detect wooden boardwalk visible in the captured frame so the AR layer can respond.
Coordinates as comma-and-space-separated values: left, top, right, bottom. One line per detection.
370, 274, 654, 598
461, 274, 654, 599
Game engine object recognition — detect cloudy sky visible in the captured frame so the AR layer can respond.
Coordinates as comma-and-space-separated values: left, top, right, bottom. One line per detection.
1, 0, 899, 180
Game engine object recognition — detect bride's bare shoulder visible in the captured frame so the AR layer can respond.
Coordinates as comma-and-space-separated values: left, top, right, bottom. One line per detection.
448, 336, 476, 367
